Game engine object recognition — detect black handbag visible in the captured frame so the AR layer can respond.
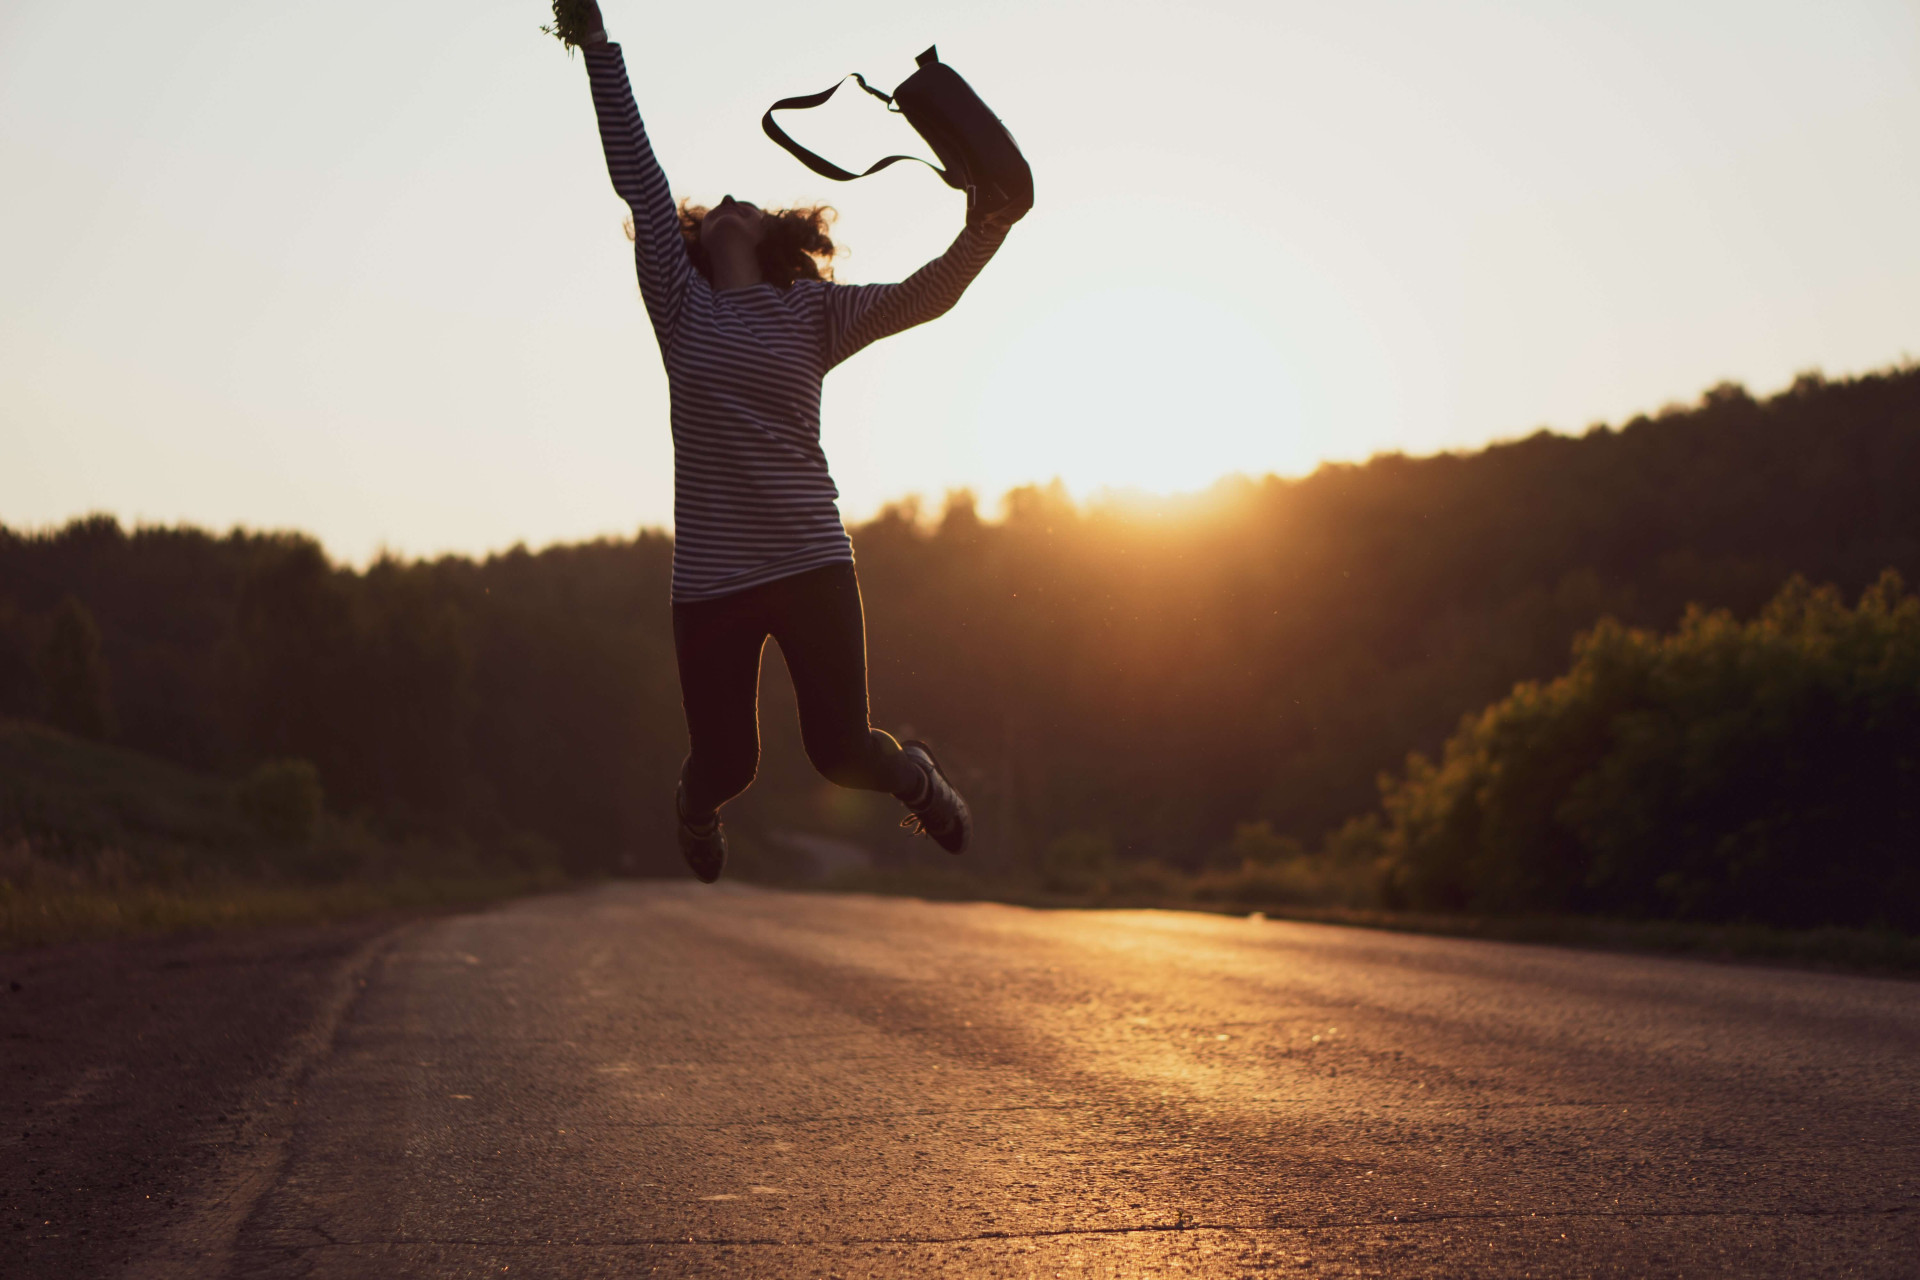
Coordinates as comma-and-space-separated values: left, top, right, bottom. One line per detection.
762, 47, 1033, 227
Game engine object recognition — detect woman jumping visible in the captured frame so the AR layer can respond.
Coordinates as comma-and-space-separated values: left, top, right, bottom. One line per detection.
566, 3, 1016, 881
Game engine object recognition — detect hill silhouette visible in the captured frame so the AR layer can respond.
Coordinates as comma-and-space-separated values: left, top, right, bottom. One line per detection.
2, 365, 1916, 913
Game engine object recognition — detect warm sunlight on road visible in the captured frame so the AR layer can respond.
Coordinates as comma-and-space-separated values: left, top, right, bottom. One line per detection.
180, 884, 1920, 1278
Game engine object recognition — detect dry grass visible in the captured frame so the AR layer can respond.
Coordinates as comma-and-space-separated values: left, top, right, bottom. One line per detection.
0, 840, 563, 952
0, 719, 568, 951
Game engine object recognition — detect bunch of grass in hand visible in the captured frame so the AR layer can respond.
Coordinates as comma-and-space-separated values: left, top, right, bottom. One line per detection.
541, 0, 598, 48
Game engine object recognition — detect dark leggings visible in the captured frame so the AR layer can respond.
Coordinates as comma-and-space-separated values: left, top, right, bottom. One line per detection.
672, 562, 920, 816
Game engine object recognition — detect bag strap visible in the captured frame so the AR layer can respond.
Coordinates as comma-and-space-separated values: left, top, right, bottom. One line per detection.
761, 73, 946, 184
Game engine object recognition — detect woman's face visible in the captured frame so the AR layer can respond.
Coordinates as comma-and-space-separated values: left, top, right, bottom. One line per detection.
700, 195, 767, 251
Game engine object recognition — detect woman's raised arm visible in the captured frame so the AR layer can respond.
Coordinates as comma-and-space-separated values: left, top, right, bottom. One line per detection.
580, 29, 696, 345
821, 220, 1009, 369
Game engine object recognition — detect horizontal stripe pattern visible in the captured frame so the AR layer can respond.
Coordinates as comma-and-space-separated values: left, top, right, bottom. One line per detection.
585, 44, 1007, 603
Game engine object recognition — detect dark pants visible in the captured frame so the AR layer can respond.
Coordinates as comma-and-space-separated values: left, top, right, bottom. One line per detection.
672, 562, 919, 816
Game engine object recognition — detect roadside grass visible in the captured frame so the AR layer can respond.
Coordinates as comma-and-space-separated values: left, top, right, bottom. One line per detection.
0, 870, 565, 952
0, 718, 568, 951
808, 862, 1920, 978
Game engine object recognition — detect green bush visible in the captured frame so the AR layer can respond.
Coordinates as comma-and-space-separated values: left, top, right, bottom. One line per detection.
1041, 830, 1115, 894
1223, 820, 1304, 868
237, 759, 324, 847
1375, 571, 1920, 929
1107, 857, 1186, 899
1194, 840, 1379, 909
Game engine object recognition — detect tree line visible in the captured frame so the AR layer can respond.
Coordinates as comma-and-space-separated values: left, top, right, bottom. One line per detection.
2, 364, 1917, 921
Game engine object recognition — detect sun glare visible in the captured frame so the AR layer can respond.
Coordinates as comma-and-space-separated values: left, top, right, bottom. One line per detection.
967, 284, 1307, 500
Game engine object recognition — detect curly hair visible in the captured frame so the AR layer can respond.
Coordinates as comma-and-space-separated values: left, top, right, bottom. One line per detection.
670, 200, 840, 289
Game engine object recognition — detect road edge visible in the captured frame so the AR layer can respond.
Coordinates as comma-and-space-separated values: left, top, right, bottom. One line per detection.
120, 919, 419, 1280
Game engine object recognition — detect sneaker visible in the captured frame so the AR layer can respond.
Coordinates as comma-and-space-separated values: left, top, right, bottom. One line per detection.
675, 781, 727, 883
898, 740, 971, 854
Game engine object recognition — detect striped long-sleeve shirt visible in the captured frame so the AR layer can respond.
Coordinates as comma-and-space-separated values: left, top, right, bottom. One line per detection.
584, 44, 1008, 603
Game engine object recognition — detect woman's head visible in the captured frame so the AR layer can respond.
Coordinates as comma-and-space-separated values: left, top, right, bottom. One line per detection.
676, 196, 838, 288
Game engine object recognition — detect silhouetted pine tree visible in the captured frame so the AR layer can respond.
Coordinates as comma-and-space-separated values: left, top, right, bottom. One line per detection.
37, 595, 114, 741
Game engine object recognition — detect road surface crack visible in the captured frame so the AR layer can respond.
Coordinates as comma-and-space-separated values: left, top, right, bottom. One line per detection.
254, 1201, 1915, 1251
122, 925, 414, 1280
618, 1102, 1077, 1131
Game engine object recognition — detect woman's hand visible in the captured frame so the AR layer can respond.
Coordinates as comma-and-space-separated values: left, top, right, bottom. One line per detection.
577, 0, 605, 41
973, 202, 1026, 233
544, 0, 606, 46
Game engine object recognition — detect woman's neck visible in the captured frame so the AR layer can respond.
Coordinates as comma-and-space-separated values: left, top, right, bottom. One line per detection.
709, 242, 765, 292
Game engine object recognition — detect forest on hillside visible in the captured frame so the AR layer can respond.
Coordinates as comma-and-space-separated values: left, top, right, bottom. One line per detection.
3, 365, 1918, 922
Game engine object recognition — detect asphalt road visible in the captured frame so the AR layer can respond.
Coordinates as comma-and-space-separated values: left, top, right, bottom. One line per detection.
169, 884, 1920, 1276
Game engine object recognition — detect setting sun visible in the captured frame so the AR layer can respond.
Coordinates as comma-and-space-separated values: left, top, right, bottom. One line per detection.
969, 283, 1304, 498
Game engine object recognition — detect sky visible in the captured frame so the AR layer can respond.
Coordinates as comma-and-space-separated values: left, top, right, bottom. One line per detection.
2, 0, 1917, 562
